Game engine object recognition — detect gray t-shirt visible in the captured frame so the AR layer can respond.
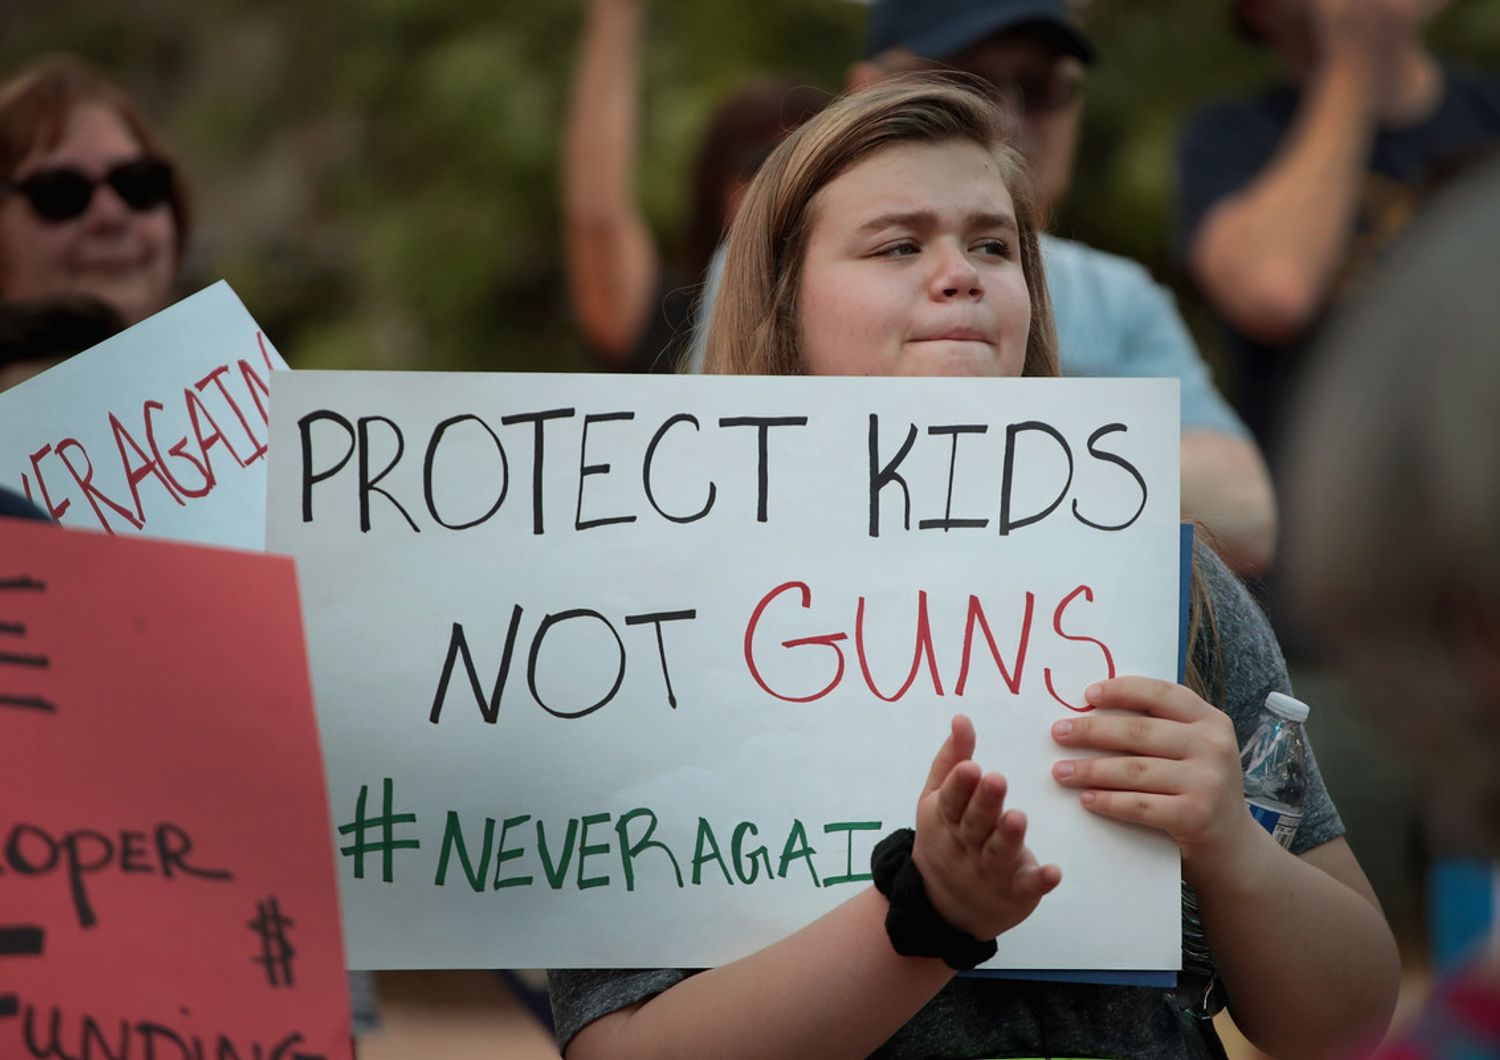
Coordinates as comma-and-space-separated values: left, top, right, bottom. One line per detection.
548, 544, 1344, 1058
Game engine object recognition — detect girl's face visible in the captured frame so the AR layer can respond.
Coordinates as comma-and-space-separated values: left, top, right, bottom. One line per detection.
797, 139, 1030, 378
0, 102, 177, 325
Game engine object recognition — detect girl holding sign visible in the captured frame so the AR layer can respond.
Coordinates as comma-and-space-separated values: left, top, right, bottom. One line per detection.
549, 77, 1399, 1060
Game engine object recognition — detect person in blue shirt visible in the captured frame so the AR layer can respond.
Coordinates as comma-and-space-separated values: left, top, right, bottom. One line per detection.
688, 0, 1279, 575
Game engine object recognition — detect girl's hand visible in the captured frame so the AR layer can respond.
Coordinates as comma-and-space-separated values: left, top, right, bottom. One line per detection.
1050, 677, 1259, 884
912, 715, 1062, 941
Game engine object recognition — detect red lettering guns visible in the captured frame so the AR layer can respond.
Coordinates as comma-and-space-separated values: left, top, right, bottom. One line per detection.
744, 580, 1115, 712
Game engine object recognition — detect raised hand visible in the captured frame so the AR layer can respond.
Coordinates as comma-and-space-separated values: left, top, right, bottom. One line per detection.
911, 714, 1062, 941
1049, 677, 1258, 883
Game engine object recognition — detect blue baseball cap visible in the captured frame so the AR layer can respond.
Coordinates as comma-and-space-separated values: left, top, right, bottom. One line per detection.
866, 0, 1098, 65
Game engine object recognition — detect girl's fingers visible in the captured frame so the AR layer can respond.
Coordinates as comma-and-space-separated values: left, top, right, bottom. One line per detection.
1074, 788, 1176, 830
979, 808, 1028, 865
936, 760, 982, 824
1023, 863, 1063, 898
922, 714, 976, 796
1082, 676, 1207, 722
1051, 713, 1190, 758
1052, 755, 1189, 795
957, 772, 1006, 848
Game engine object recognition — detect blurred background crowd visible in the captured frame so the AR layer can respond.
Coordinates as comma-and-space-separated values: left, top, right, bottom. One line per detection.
5, 0, 1500, 1056
3, 0, 1492, 377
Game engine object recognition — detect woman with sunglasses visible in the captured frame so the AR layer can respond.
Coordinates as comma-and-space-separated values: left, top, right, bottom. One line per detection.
0, 55, 187, 343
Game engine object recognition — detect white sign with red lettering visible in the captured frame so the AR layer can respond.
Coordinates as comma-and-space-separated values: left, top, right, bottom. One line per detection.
268, 371, 1182, 972
0, 281, 284, 549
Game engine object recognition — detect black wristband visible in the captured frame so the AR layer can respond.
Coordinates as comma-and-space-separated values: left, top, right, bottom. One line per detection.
870, 828, 998, 971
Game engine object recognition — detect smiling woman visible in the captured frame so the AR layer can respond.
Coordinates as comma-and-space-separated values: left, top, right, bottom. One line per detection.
0, 55, 189, 332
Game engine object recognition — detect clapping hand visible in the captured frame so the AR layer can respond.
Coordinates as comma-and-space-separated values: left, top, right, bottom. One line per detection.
911, 715, 1062, 942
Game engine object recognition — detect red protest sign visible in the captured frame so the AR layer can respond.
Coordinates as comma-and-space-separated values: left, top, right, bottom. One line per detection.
0, 518, 351, 1059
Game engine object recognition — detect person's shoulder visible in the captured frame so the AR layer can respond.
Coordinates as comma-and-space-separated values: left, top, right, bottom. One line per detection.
1440, 63, 1500, 114
1191, 536, 1279, 659
1176, 85, 1299, 236
1192, 538, 1254, 615
1442, 63, 1500, 95
1190, 537, 1291, 731
1182, 83, 1298, 139
0, 487, 49, 522
1041, 234, 1155, 290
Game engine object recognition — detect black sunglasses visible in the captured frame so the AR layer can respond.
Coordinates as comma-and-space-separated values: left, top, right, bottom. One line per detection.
1, 158, 174, 223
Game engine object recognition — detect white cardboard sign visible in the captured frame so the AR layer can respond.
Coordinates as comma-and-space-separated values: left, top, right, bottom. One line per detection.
0, 282, 285, 550
267, 371, 1182, 971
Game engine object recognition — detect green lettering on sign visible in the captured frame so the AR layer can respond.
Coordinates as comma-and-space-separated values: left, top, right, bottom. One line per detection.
616, 807, 683, 890
576, 812, 612, 890
822, 820, 881, 886
494, 814, 533, 889
537, 817, 579, 889
692, 817, 733, 886
777, 819, 820, 887
434, 811, 493, 892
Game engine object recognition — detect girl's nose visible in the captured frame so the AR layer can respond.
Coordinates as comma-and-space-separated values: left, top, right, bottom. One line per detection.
931, 242, 983, 300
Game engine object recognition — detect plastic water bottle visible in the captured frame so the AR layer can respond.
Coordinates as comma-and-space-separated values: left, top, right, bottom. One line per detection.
1241, 691, 1310, 849
1177, 691, 1311, 1016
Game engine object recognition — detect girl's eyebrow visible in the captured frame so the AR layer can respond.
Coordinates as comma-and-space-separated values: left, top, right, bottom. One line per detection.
857, 210, 934, 234
856, 210, 1018, 235
971, 212, 1019, 235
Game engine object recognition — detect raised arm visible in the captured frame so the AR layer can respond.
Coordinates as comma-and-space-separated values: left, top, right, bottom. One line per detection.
1188, 0, 1433, 344
562, 0, 660, 362
567, 715, 1060, 1060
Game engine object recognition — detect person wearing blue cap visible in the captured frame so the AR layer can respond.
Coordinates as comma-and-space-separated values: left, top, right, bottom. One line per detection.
681, 0, 1276, 575
854, 0, 1097, 222
847, 0, 1278, 582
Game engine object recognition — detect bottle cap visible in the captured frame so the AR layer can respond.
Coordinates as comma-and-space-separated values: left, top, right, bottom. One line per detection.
1265, 691, 1310, 722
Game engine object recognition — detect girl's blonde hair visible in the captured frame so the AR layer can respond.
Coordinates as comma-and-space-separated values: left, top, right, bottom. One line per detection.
701, 75, 1058, 380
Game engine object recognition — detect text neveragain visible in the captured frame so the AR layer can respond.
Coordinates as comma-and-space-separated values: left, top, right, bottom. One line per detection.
268, 371, 1183, 972
0, 281, 286, 550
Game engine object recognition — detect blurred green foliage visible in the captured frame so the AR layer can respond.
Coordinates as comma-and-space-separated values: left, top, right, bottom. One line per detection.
4, 0, 1496, 378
